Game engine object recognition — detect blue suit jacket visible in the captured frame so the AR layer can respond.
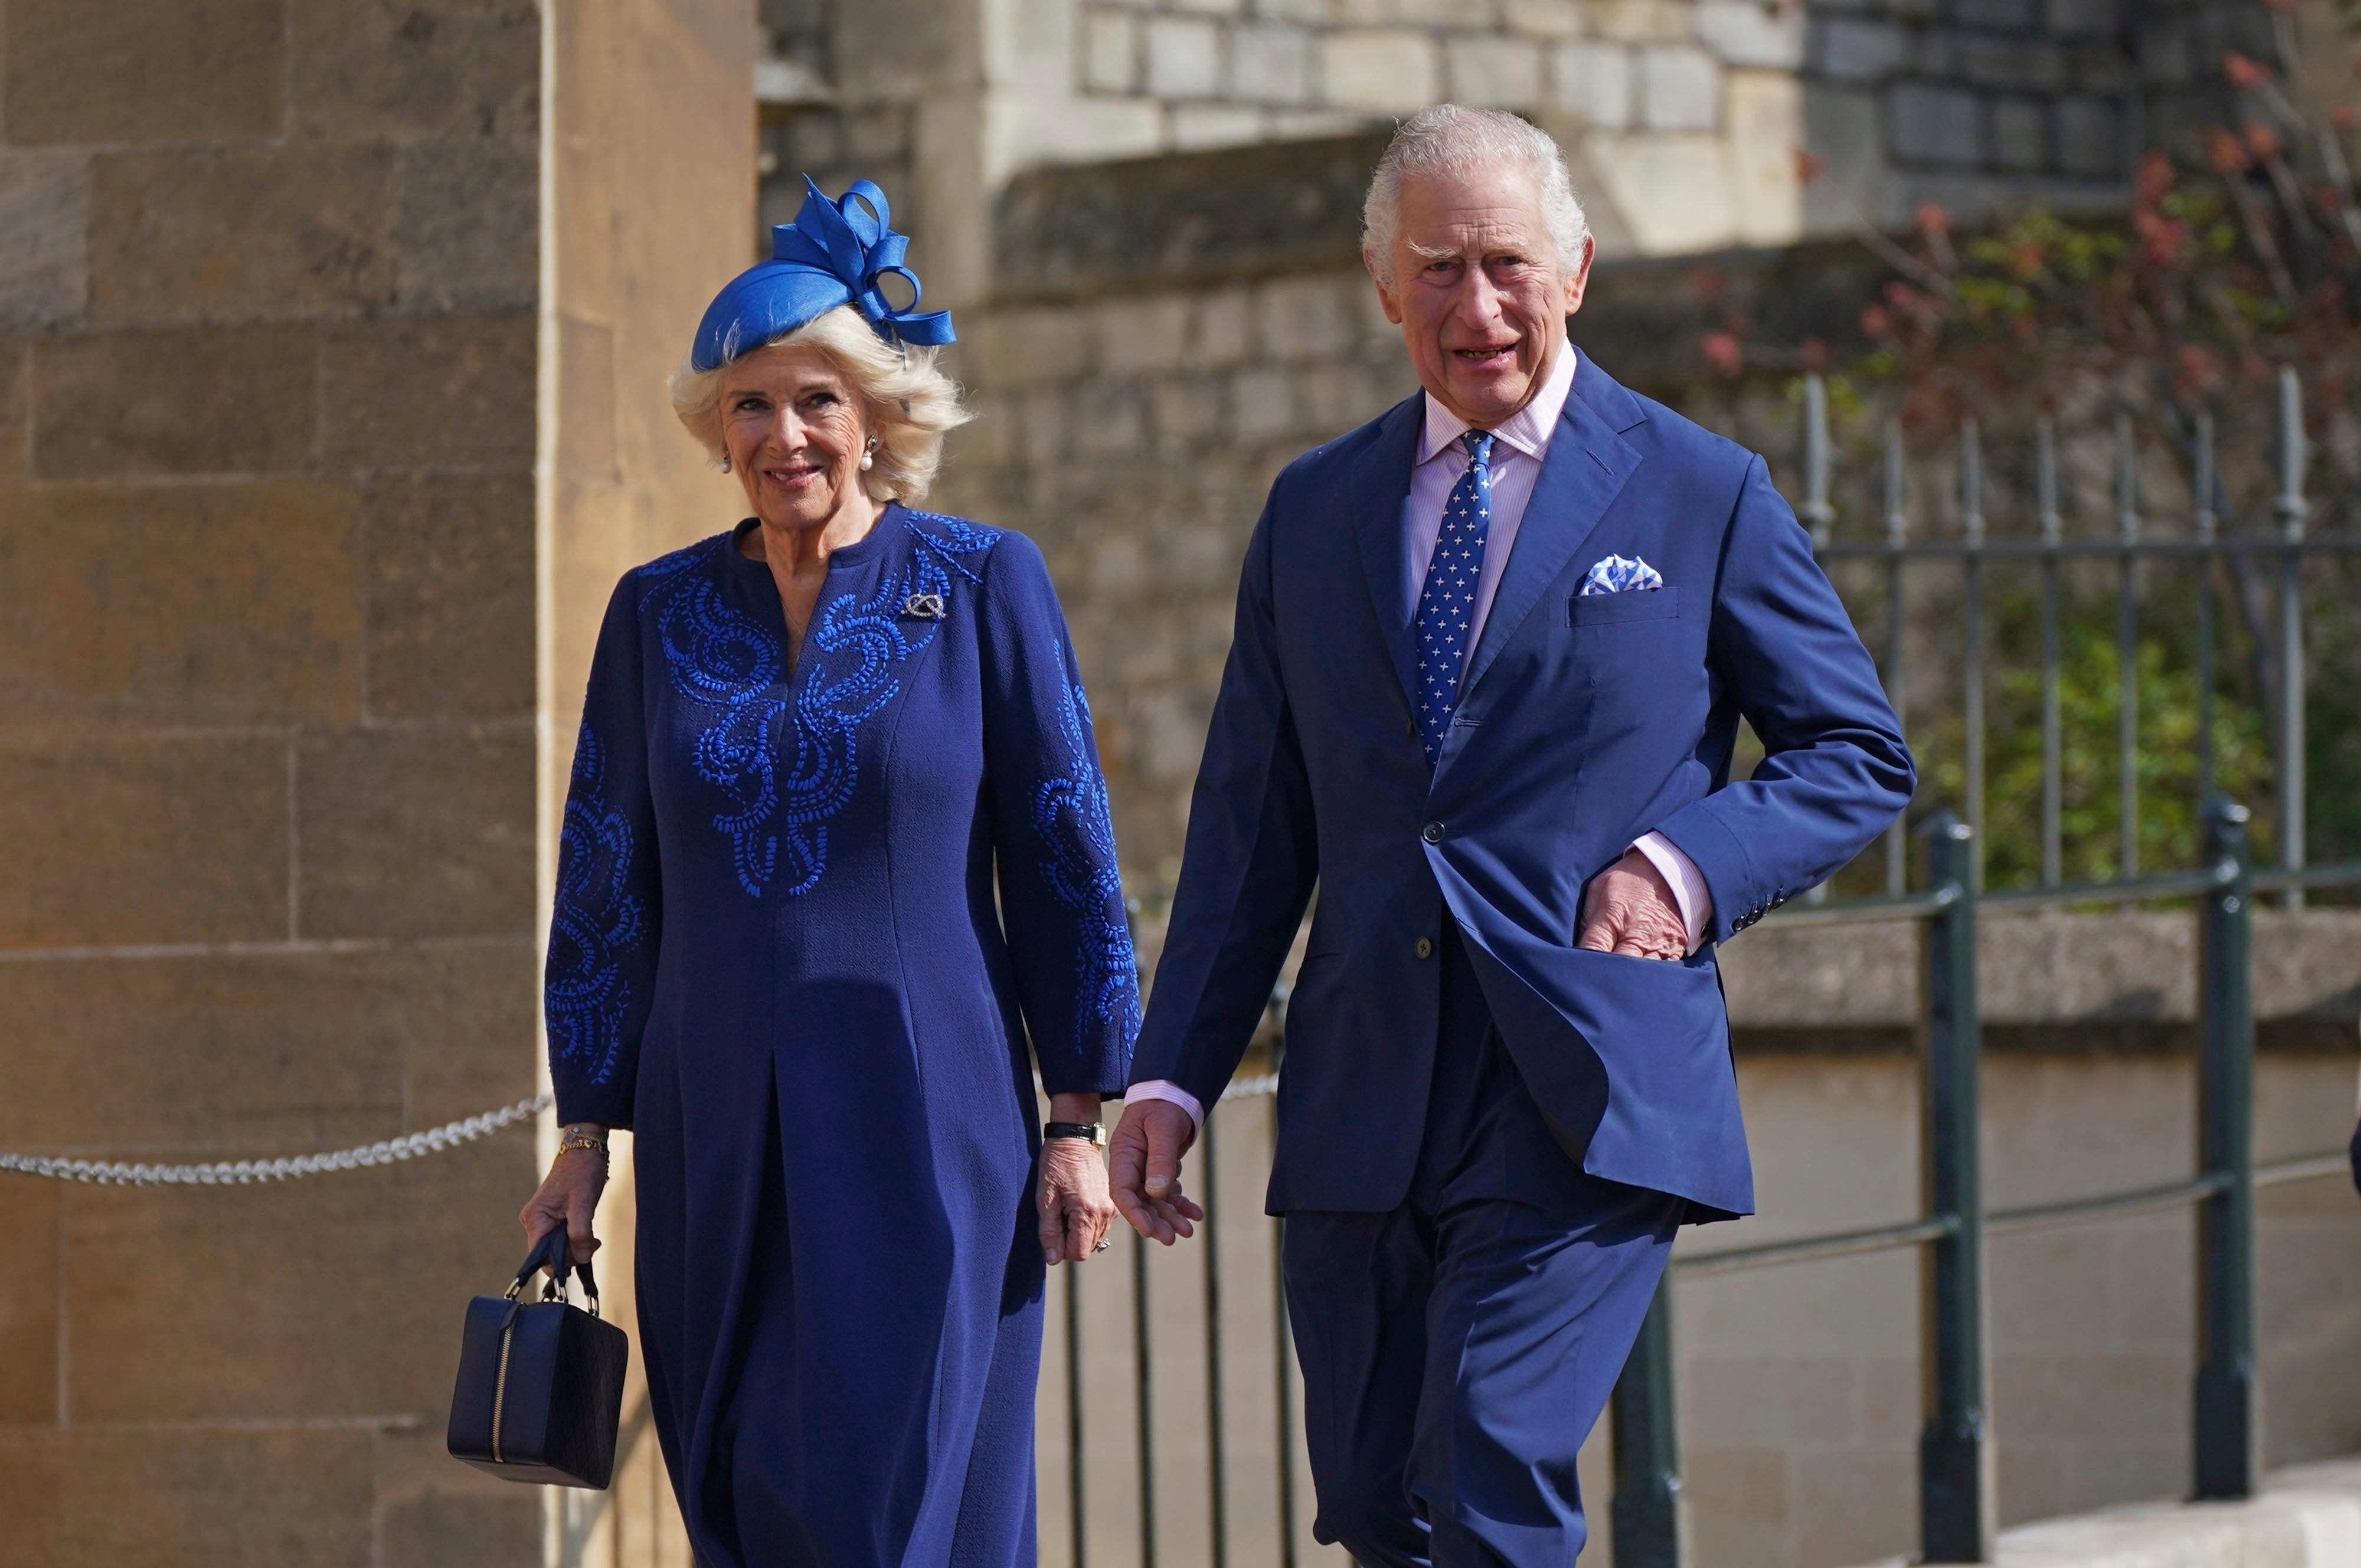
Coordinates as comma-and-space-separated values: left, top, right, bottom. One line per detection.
1129, 358, 1914, 1220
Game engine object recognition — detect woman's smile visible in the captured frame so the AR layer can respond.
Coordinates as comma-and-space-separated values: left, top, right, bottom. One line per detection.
760, 456, 828, 489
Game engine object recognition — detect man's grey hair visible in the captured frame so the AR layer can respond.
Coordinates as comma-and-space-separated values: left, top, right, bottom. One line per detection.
1361, 105, 1590, 287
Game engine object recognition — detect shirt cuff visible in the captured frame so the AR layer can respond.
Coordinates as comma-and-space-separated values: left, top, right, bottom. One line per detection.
1124, 1080, 1205, 1137
1633, 832, 1713, 955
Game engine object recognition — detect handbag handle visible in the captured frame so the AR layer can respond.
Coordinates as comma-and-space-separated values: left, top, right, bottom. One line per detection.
507, 1226, 603, 1317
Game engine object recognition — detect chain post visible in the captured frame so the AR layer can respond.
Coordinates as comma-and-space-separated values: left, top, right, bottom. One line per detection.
2195, 798, 2258, 1499
1610, 1276, 1686, 1568
1919, 813, 1993, 1563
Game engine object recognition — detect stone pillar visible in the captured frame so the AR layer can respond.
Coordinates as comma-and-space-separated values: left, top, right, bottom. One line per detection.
542, 0, 756, 1562
0, 0, 750, 1561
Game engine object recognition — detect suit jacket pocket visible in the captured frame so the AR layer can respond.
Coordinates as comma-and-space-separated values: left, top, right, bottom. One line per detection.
1568, 585, 1679, 627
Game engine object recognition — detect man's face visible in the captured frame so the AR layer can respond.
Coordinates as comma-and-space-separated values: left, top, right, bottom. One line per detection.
1371, 163, 1591, 429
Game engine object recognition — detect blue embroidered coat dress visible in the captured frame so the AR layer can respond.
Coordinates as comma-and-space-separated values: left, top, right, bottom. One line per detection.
545, 506, 1138, 1567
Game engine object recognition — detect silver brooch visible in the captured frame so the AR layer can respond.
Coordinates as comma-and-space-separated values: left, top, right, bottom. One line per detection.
903, 592, 946, 620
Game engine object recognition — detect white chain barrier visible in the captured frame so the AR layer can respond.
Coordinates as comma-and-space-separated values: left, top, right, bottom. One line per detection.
0, 1067, 1280, 1188
0, 1092, 554, 1186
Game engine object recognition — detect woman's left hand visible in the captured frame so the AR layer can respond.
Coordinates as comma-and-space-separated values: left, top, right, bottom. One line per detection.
1038, 1132, 1118, 1265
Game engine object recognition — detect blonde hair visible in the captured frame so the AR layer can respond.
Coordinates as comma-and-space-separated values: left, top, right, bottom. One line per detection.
666, 305, 973, 504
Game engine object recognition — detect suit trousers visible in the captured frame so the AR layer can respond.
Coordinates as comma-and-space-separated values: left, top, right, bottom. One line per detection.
1281, 926, 1682, 1566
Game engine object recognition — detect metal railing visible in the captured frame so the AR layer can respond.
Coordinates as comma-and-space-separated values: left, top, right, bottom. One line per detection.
1791, 368, 2359, 905
1053, 1043, 1306, 1568
1607, 807, 2361, 1566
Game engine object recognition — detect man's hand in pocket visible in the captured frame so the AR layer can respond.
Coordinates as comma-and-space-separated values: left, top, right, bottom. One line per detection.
1577, 850, 1688, 960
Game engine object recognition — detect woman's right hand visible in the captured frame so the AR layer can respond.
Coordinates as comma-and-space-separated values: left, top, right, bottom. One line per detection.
519, 1147, 609, 1270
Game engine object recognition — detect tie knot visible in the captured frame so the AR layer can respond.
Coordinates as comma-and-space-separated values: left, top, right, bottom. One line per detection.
1463, 430, 1495, 470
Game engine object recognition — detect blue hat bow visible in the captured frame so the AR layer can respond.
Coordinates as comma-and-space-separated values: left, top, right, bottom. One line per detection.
690, 176, 954, 372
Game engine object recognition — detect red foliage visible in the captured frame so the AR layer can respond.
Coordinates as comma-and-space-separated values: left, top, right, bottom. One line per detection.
1699, 332, 1744, 379
1712, 11, 2361, 433
2173, 343, 2224, 400
2206, 126, 2253, 175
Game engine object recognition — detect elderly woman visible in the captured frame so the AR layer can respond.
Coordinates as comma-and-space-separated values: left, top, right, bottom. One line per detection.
517, 177, 1137, 1566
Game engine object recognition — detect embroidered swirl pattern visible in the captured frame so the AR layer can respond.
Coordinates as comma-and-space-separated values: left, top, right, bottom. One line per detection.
1034, 677, 1143, 1046
547, 722, 649, 1085
640, 536, 791, 896
640, 516, 1000, 898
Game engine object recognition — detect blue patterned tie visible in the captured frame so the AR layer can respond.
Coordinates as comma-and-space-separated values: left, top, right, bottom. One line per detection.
1412, 430, 1496, 764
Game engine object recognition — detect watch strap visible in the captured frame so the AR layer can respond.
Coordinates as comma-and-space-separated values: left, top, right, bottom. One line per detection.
1043, 1120, 1106, 1148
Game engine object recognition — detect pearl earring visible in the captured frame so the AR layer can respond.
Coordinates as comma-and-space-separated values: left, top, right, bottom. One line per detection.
720, 453, 731, 474
859, 437, 877, 473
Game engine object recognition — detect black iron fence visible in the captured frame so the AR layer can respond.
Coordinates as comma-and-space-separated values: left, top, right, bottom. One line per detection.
1054, 820, 2360, 1568
1608, 808, 2361, 1567
1791, 368, 2361, 902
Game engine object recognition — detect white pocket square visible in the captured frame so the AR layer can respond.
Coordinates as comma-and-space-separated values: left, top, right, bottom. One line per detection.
1579, 555, 1663, 596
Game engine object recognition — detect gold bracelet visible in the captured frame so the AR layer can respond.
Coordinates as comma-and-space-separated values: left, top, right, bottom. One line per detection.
557, 1128, 608, 1158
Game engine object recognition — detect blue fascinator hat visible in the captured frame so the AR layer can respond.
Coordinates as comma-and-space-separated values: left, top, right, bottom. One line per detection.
689, 176, 955, 372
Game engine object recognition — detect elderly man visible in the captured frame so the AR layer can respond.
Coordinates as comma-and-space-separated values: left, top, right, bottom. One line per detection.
1108, 107, 1914, 1563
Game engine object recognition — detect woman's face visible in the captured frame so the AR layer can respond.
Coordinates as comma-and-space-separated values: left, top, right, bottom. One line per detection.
718, 342, 872, 532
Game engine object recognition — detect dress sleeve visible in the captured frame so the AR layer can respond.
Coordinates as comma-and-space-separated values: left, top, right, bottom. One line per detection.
545, 576, 662, 1129
977, 534, 1140, 1098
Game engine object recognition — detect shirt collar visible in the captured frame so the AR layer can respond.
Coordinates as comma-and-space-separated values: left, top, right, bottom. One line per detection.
1417, 343, 1579, 466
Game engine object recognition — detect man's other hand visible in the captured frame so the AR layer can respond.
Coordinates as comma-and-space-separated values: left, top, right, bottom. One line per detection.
1577, 848, 1689, 960
1110, 1098, 1205, 1245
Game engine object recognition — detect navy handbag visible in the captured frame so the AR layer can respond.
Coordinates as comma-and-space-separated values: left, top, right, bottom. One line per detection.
447, 1226, 630, 1488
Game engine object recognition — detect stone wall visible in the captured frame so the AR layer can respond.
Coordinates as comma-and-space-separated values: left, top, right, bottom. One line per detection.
934, 265, 1410, 879
543, 0, 759, 1563
748, 0, 2317, 310
0, 0, 754, 1562
0, 0, 545, 1562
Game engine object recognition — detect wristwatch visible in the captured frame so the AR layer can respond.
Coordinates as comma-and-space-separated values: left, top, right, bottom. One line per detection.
1044, 1121, 1107, 1148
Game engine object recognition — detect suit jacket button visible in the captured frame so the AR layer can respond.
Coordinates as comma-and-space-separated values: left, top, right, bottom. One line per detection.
1421, 821, 1445, 844
1414, 937, 1434, 960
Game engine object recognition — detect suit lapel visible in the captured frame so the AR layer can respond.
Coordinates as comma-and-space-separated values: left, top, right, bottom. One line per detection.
1349, 394, 1429, 720
1460, 360, 1646, 700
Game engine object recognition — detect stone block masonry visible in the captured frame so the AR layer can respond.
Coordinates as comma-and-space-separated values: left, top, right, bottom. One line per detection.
0, 0, 748, 1563
760, 0, 2217, 310
0, 0, 547, 1557
933, 266, 1412, 877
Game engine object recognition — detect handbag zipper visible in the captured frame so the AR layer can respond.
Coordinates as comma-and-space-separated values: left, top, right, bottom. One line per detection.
492, 1317, 516, 1464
